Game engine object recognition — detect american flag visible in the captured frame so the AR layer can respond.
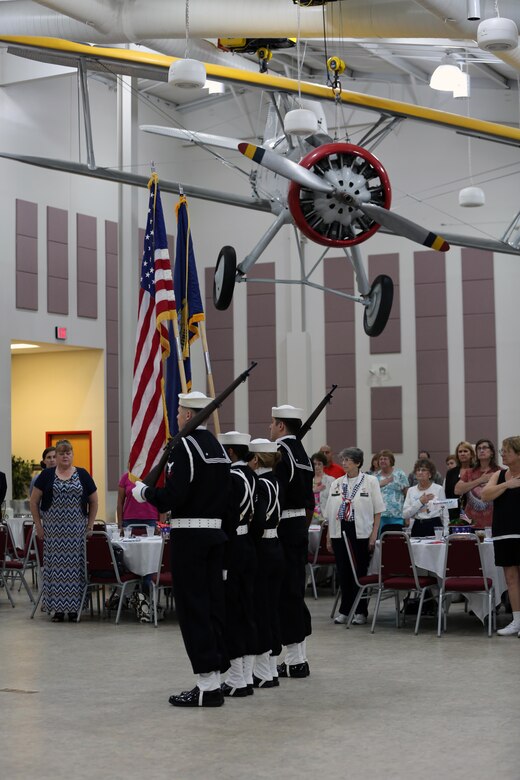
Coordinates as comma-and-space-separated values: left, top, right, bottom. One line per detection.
128, 176, 176, 479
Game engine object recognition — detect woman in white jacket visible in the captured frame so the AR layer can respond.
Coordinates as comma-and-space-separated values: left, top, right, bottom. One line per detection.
325, 447, 385, 626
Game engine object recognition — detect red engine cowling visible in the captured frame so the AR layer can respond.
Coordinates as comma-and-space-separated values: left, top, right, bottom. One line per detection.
287, 142, 391, 248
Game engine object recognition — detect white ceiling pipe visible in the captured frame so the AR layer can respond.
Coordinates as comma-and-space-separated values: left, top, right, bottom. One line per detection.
413, 0, 520, 71
141, 39, 258, 72
31, 0, 324, 40
0, 0, 102, 40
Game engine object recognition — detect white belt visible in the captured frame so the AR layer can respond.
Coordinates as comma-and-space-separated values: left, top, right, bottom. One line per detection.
262, 528, 278, 539
281, 508, 306, 519
236, 524, 248, 536
170, 518, 222, 530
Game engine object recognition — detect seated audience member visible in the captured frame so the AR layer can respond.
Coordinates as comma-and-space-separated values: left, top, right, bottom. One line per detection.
376, 449, 408, 534
408, 450, 443, 487
444, 441, 475, 522
319, 445, 345, 479
403, 458, 446, 537
311, 452, 334, 524
454, 439, 500, 529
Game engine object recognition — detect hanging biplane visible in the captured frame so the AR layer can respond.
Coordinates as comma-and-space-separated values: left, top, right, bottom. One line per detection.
1, 36, 520, 336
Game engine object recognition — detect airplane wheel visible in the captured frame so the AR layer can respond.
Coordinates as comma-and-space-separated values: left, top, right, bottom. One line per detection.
363, 275, 393, 337
213, 245, 236, 310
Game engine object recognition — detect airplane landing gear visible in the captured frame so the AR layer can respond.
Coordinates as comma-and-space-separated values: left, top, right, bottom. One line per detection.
363, 274, 393, 337
213, 245, 237, 310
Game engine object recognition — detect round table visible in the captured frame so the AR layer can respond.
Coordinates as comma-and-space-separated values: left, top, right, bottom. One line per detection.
114, 537, 162, 576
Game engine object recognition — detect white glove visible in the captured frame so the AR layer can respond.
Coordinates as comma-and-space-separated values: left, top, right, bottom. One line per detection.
132, 481, 148, 503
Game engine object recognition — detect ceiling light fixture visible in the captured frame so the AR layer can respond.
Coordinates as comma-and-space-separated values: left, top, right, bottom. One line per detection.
168, 0, 206, 88
430, 53, 469, 97
10, 343, 39, 350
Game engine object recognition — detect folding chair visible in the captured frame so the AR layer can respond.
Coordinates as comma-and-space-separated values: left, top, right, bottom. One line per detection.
0, 525, 15, 607
150, 536, 173, 626
2, 523, 35, 603
340, 530, 381, 627
371, 531, 437, 635
78, 531, 140, 624
306, 524, 335, 599
18, 520, 38, 588
437, 533, 495, 638
30, 533, 45, 618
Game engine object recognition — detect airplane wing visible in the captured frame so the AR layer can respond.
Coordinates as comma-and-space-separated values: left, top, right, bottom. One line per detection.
2, 35, 520, 148
140, 126, 242, 151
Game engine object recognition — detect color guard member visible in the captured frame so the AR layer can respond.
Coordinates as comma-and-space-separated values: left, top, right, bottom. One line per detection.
270, 404, 314, 679
133, 391, 231, 708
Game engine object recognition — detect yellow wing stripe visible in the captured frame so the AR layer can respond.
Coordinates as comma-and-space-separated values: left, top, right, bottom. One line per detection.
2, 36, 520, 145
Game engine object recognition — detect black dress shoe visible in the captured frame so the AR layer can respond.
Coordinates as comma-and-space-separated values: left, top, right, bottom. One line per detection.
246, 684, 254, 695
253, 674, 276, 689
221, 682, 249, 698
169, 686, 224, 708
271, 677, 280, 687
277, 662, 309, 679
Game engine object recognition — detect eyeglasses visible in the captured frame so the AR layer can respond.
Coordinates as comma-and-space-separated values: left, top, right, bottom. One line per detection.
477, 445, 491, 451
499, 449, 512, 455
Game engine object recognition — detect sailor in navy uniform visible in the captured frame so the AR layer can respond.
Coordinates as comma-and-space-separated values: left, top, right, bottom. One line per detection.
132, 391, 231, 708
269, 404, 314, 679
248, 438, 285, 688
217, 431, 258, 698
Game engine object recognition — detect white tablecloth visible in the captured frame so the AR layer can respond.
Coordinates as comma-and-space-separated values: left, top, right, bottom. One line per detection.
369, 539, 506, 622
115, 537, 162, 576
6, 516, 33, 550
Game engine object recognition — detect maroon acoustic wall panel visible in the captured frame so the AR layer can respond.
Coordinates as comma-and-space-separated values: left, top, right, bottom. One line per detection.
461, 249, 497, 446
324, 255, 356, 453
77, 213, 98, 319
47, 206, 69, 315
16, 199, 38, 311
204, 267, 235, 432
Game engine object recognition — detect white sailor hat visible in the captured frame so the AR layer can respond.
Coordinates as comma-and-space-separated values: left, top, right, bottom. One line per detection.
249, 438, 279, 453
217, 431, 251, 447
178, 391, 212, 409
271, 404, 304, 420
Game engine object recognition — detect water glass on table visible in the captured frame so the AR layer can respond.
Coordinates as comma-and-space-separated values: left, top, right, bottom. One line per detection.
434, 527, 444, 541
146, 525, 155, 537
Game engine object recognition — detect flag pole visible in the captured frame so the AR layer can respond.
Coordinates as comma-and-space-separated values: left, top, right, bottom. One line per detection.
171, 316, 188, 394
199, 320, 221, 434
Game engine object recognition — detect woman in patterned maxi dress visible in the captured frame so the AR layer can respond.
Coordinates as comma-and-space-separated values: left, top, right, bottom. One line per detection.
30, 440, 97, 622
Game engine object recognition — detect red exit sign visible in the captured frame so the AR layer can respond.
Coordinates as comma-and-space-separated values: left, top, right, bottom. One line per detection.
55, 326, 67, 341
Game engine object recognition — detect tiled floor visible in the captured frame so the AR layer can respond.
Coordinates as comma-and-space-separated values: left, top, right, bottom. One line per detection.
1, 585, 519, 780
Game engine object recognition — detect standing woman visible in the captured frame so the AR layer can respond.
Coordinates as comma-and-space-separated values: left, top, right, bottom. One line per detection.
29, 446, 57, 494
444, 441, 475, 522
481, 437, 520, 636
403, 458, 446, 537
325, 447, 384, 626
311, 451, 334, 524
30, 440, 98, 622
376, 449, 408, 534
454, 439, 500, 529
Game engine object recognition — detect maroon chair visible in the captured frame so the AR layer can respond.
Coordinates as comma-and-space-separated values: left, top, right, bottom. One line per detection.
437, 533, 495, 637
341, 530, 381, 627
371, 531, 437, 635
307, 524, 335, 599
2, 523, 35, 604
0, 525, 15, 607
150, 536, 173, 626
78, 531, 140, 624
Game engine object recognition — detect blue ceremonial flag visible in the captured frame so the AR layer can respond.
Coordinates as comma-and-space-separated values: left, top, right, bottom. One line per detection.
165, 195, 205, 433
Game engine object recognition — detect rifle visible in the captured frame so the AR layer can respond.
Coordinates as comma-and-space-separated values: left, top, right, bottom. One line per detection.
142, 361, 258, 487
298, 384, 338, 440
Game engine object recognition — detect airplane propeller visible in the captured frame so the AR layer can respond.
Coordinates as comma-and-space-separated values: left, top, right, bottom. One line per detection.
238, 141, 449, 252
